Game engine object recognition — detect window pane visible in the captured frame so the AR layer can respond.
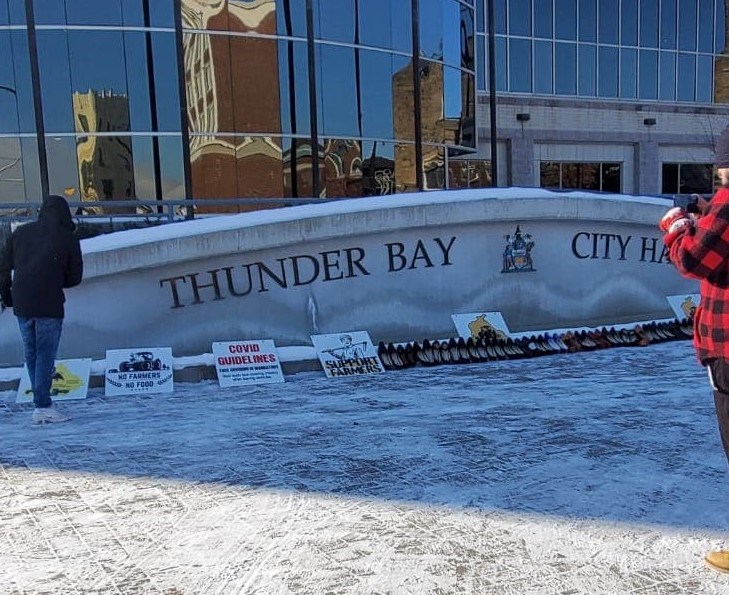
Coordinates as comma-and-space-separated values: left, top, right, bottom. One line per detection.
555, 42, 576, 94
321, 138, 363, 198
46, 135, 78, 198
421, 0, 444, 60
360, 50, 393, 140
181, 0, 228, 30
698, 0, 714, 53
659, 51, 676, 100
555, 0, 577, 39
65, 0, 122, 25
639, 49, 658, 99
0, 1, 8, 25
278, 39, 311, 135
598, 46, 618, 97
8, 0, 24, 25
149, 0, 175, 28
716, 0, 725, 54
37, 31, 74, 133
579, 0, 597, 41
0, 137, 24, 201
560, 162, 579, 188
697, 54, 713, 103
494, 0, 507, 34
231, 37, 281, 134
318, 45, 359, 137
679, 163, 712, 193
678, 0, 697, 51
0, 31, 19, 134
152, 33, 182, 133
33, 0, 65, 24
419, 60, 444, 143
534, 0, 553, 38
640, 0, 659, 47
495, 36, 507, 91
276, 0, 307, 37
578, 163, 600, 190
477, 33, 487, 91
361, 140, 397, 195
123, 31, 152, 132
660, 0, 676, 49
620, 0, 638, 45
601, 163, 621, 192
599, 0, 618, 43
444, 0, 462, 67
315, 0, 355, 43
392, 55, 414, 141
509, 0, 531, 36
461, 5, 475, 70
476, 0, 485, 31
620, 48, 637, 98
534, 40, 552, 93
360, 0, 412, 52
662, 163, 679, 193
121, 0, 145, 27
158, 135, 185, 199
445, 65, 463, 118
578, 43, 596, 96
677, 53, 695, 101
540, 161, 560, 188
423, 145, 445, 190
509, 38, 531, 92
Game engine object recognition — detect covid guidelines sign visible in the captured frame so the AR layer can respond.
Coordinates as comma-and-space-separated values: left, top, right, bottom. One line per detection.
213, 340, 284, 387
311, 331, 385, 379
105, 348, 174, 396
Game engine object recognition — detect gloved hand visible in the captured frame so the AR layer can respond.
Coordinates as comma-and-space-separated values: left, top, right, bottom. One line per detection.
659, 207, 692, 233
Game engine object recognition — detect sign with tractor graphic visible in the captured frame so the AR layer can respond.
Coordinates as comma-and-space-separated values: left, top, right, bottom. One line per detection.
16, 358, 92, 403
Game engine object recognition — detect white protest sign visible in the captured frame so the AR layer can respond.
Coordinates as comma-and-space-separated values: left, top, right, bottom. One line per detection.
16, 358, 92, 403
451, 312, 511, 340
666, 294, 700, 320
213, 339, 284, 387
105, 348, 174, 396
311, 331, 385, 379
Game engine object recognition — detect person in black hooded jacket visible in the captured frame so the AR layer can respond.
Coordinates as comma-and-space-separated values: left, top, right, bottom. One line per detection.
0, 195, 83, 424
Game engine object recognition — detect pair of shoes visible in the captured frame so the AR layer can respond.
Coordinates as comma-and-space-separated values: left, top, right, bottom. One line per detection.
31, 406, 71, 425
705, 550, 729, 574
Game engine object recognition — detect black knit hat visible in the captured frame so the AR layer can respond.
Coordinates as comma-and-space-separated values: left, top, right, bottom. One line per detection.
716, 125, 729, 169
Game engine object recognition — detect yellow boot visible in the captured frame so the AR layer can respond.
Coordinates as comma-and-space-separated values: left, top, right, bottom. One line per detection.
705, 551, 729, 574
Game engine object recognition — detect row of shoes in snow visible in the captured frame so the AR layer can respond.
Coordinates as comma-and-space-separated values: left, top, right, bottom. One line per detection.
377, 318, 694, 370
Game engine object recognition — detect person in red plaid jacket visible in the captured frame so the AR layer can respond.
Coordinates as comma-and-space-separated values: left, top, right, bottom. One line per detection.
659, 125, 729, 574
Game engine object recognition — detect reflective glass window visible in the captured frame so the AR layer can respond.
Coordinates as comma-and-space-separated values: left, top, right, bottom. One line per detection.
494, 0, 507, 34
158, 136, 185, 199
0, 1, 8, 25
534, 0, 552, 38
276, 0, 307, 37
68, 30, 130, 133
37, 31, 74, 133
152, 32, 181, 133
620, 48, 637, 98
230, 37, 282, 134
696, 54, 712, 103
421, 0, 444, 60
555, 42, 576, 94
659, 51, 676, 99
121, 0, 145, 27
76, 133, 137, 202
129, 136, 154, 199
149, 0, 175, 27
555, 0, 577, 40
65, 0, 122, 25
278, 39, 310, 135
599, 0, 618, 43
317, 44, 359, 138
660, 0, 676, 49
509, 38, 531, 92
677, 53, 695, 101
477, 33, 486, 90
20, 137, 41, 200
638, 49, 658, 99
678, 0, 697, 51
7, 0, 23, 25
234, 135, 285, 205
321, 137, 363, 198
495, 36, 507, 91
534, 40, 552, 93
181, 0, 229, 31
640, 0, 659, 47
578, 43, 596, 96
359, 0, 412, 53
315, 0, 355, 44
184, 32, 232, 133
0, 137, 23, 202
621, 0, 638, 46
661, 163, 678, 193
280, 137, 311, 198
578, 0, 596, 41
444, 0, 462, 68
33, 0, 66, 25
122, 31, 152, 132
444, 65, 463, 118
461, 4, 475, 70
419, 60, 445, 143
509, 0, 531, 36
360, 140, 396, 195
0, 31, 19, 134
476, 0, 484, 31
716, 0, 725, 54
461, 71, 475, 148
602, 163, 620, 192
359, 50, 394, 140
423, 144, 445, 190
46, 135, 78, 198
598, 46, 618, 97
697, 0, 714, 53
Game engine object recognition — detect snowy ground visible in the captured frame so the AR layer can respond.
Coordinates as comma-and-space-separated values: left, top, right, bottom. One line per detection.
3, 340, 729, 594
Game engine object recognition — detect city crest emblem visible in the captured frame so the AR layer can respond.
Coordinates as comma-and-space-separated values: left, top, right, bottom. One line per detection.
502, 225, 535, 273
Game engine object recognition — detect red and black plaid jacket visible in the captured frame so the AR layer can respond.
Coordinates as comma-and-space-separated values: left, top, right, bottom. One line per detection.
665, 186, 729, 362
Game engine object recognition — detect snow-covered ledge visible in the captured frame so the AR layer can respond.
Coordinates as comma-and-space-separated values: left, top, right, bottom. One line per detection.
0, 188, 697, 365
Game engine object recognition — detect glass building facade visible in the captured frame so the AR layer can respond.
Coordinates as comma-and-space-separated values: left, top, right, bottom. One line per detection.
0, 0, 476, 212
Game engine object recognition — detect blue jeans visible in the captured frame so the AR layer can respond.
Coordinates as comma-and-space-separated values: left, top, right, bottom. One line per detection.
17, 317, 63, 409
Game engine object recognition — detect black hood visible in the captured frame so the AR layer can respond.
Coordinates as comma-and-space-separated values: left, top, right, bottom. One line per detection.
39, 195, 76, 231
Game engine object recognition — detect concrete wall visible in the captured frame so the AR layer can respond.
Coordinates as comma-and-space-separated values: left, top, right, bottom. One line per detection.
0, 189, 697, 365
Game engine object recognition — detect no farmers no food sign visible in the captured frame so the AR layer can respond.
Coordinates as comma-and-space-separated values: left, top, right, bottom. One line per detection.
213, 339, 284, 387
105, 348, 174, 396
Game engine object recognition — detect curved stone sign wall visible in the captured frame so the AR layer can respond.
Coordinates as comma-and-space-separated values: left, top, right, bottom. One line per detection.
0, 188, 698, 364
